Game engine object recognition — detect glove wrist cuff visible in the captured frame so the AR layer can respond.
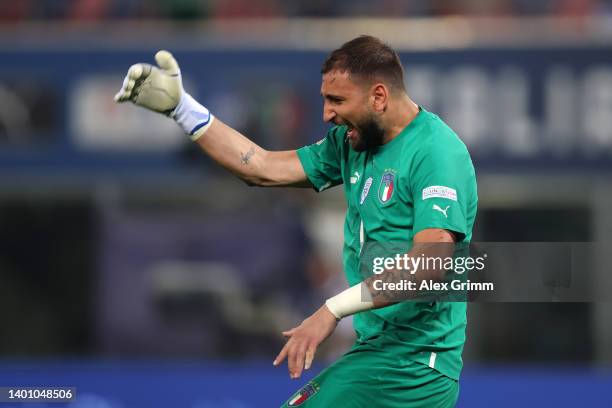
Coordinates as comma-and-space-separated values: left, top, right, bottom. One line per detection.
172, 93, 214, 141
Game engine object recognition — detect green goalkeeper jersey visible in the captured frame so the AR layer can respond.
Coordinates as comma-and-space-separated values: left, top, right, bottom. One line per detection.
296, 107, 478, 380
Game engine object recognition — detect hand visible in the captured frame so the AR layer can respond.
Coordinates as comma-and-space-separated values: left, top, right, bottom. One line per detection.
273, 305, 338, 379
114, 50, 183, 115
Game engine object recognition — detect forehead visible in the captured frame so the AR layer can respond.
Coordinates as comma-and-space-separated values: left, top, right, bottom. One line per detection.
321, 70, 361, 95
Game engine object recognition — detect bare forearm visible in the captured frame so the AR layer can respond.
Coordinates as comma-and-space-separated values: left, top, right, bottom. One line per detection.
194, 118, 308, 187
193, 118, 266, 185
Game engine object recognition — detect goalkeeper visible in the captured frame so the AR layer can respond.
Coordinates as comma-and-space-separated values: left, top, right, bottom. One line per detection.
115, 35, 477, 408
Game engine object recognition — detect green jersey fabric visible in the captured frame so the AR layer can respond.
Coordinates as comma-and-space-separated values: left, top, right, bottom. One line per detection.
282, 351, 459, 408
296, 108, 478, 380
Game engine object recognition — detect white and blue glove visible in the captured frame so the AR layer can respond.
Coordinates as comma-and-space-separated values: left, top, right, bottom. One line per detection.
114, 50, 214, 140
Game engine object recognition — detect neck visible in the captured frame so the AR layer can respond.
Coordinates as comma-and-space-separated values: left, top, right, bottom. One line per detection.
382, 94, 420, 144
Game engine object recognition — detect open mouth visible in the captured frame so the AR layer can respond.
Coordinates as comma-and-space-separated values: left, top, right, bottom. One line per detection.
346, 124, 358, 140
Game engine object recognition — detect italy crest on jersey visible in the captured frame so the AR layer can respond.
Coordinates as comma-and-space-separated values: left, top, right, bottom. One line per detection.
378, 170, 396, 204
288, 382, 319, 406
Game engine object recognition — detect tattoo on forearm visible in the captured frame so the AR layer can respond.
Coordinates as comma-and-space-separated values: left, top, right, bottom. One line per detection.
240, 147, 255, 165
366, 269, 408, 304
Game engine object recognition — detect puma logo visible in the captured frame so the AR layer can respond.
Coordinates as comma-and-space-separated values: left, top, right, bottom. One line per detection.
350, 171, 360, 184
432, 204, 450, 218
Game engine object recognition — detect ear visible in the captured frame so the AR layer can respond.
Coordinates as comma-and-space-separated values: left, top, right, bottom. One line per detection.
370, 83, 388, 113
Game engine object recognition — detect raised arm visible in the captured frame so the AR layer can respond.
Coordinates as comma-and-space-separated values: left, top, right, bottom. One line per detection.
114, 50, 310, 187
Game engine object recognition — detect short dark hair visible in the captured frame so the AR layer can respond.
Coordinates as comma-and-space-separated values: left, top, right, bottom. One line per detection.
321, 35, 406, 92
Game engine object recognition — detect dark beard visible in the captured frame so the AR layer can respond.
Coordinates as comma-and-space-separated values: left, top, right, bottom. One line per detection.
352, 114, 385, 152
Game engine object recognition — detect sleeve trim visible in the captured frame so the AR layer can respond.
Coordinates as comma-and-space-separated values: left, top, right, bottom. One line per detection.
413, 224, 467, 242
296, 147, 325, 192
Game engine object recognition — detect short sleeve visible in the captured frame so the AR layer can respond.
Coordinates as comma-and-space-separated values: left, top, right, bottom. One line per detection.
296, 126, 345, 192
411, 141, 474, 241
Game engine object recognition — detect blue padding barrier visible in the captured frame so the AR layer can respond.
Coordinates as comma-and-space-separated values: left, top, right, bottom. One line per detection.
0, 361, 610, 407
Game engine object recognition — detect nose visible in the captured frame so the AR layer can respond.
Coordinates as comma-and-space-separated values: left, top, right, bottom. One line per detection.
323, 102, 336, 123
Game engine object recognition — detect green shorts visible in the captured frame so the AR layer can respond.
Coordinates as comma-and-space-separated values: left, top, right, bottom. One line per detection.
281, 346, 459, 408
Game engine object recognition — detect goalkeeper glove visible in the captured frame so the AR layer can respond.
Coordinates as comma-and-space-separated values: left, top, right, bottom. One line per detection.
114, 50, 214, 140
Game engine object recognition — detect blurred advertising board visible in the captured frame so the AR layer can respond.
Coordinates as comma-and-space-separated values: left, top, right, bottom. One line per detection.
0, 45, 611, 175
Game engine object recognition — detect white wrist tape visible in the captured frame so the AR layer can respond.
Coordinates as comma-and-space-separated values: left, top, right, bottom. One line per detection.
172, 92, 215, 141
325, 283, 374, 320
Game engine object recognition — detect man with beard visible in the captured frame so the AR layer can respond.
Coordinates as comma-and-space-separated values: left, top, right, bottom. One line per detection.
115, 35, 477, 408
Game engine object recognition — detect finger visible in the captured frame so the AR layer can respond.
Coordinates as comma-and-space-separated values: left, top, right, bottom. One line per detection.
114, 79, 134, 102
114, 88, 128, 102
114, 64, 142, 102
292, 341, 308, 379
282, 328, 297, 338
287, 341, 299, 378
114, 72, 131, 102
127, 63, 144, 80
155, 50, 180, 76
273, 342, 290, 366
304, 343, 316, 370
124, 78, 135, 92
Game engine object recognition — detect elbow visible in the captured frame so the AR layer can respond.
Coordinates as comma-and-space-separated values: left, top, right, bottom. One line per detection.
241, 176, 264, 187
241, 177, 264, 187
239, 173, 274, 187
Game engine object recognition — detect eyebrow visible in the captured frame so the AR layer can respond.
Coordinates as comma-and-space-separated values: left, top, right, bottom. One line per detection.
321, 93, 344, 101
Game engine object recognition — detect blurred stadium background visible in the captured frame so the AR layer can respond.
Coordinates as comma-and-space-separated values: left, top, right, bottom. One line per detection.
1, 0, 612, 407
